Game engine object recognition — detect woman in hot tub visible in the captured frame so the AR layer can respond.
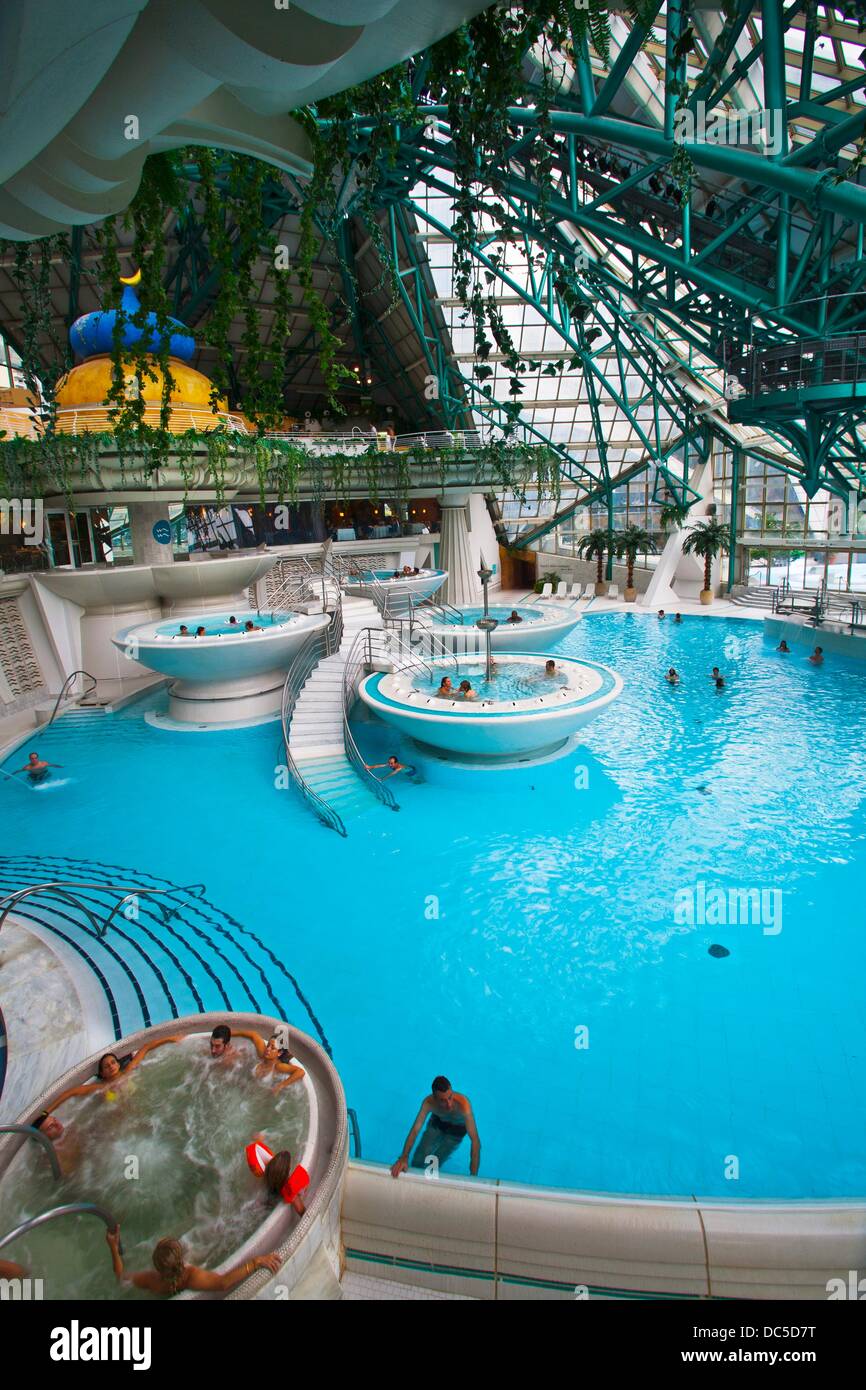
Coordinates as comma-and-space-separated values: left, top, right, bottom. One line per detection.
47, 1035, 183, 1112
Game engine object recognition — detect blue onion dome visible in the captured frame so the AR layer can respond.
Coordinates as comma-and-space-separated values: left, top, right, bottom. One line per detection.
69, 271, 195, 362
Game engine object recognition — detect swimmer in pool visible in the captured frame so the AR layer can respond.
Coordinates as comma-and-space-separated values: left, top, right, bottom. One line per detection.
808, 645, 824, 665
658, 609, 665, 620
177, 624, 191, 637
228, 616, 239, 626
435, 676, 454, 698
543, 660, 557, 677
47, 1036, 182, 1112
16, 752, 62, 785
505, 610, 523, 624
106, 1229, 281, 1296
366, 755, 416, 780
665, 667, 680, 685
777, 639, 790, 653
674, 613, 682, 624
391, 1076, 480, 1178
457, 679, 477, 700
232, 1029, 305, 1089
244, 620, 263, 632
714, 675, 726, 690
195, 626, 207, 637
709, 666, 722, 682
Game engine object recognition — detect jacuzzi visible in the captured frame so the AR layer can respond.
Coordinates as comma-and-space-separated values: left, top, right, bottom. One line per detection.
0, 1013, 347, 1301
111, 609, 329, 727
342, 567, 447, 614
358, 653, 623, 762
419, 603, 581, 653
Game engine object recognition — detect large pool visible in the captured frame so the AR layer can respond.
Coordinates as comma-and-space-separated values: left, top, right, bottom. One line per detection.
4, 612, 866, 1200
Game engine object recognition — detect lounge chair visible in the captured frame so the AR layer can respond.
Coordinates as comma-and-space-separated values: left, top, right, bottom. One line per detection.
538, 582, 553, 600
582, 582, 594, 599
608, 583, 619, 600
568, 582, 582, 601
554, 581, 568, 599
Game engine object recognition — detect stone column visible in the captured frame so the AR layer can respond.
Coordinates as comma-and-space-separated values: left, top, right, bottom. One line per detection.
438, 493, 478, 605
128, 501, 174, 566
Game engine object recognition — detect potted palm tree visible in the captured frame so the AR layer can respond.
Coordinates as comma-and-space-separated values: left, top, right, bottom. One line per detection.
681, 517, 732, 605
615, 525, 658, 602
576, 528, 610, 595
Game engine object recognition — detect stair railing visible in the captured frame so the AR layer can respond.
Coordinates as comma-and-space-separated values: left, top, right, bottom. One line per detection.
0, 1125, 62, 1182
341, 629, 399, 813
279, 627, 347, 837
0, 1202, 119, 1255
0, 880, 207, 943
46, 669, 98, 726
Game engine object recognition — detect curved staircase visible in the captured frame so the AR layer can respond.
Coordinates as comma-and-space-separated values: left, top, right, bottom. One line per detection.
288, 595, 386, 824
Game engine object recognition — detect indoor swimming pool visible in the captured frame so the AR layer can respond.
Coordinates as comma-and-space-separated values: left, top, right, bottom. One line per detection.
4, 612, 866, 1201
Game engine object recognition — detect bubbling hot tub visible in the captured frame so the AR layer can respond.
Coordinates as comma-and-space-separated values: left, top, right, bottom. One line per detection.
359, 653, 623, 763
0, 1013, 347, 1301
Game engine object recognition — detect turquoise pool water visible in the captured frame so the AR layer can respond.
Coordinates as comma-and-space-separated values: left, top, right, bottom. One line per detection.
438, 605, 545, 625
413, 662, 568, 699
154, 614, 286, 637
4, 612, 866, 1199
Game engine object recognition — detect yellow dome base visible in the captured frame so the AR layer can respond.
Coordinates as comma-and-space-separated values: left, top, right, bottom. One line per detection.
54, 355, 228, 434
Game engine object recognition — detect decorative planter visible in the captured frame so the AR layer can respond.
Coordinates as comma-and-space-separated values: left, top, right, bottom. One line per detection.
624, 587, 637, 603
594, 581, 608, 597
700, 589, 713, 605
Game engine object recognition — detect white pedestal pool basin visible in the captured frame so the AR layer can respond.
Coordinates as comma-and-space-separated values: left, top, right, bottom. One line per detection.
359, 653, 623, 762
421, 602, 581, 652
343, 567, 447, 613
112, 609, 329, 726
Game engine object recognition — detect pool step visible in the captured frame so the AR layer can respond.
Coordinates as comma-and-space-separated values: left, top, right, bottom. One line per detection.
285, 597, 389, 827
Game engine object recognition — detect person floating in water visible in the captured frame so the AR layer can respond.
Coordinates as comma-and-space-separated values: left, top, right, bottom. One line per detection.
232, 1028, 305, 1089
709, 666, 722, 682
244, 619, 263, 632
16, 752, 62, 785
177, 624, 191, 637
777, 639, 790, 653
657, 609, 665, 620
809, 646, 824, 665
545, 660, 557, 675
674, 613, 682, 624
666, 667, 680, 685
506, 610, 523, 624
228, 616, 239, 626
366, 754, 416, 780
48, 1036, 182, 1111
714, 675, 726, 690
435, 676, 454, 698
106, 1229, 281, 1296
195, 625, 207, 637
457, 679, 477, 701
391, 1075, 481, 1178
30, 1111, 80, 1176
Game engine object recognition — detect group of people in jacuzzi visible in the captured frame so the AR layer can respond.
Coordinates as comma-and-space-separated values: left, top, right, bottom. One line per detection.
433, 659, 559, 701
175, 617, 262, 638
9, 1024, 308, 1297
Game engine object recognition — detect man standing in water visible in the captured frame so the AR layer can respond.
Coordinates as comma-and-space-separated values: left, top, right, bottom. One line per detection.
16, 752, 61, 785
390, 1076, 481, 1178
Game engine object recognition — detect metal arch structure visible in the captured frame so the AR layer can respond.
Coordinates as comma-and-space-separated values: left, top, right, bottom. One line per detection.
304, 2, 866, 542
5, 5, 866, 547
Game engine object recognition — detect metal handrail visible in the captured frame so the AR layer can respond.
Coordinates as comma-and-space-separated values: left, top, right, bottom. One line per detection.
46, 669, 98, 726
335, 554, 390, 614
341, 630, 398, 813
347, 1107, 363, 1159
259, 556, 333, 621
0, 1125, 61, 1182
279, 605, 347, 837
0, 881, 207, 942
0, 1202, 118, 1254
